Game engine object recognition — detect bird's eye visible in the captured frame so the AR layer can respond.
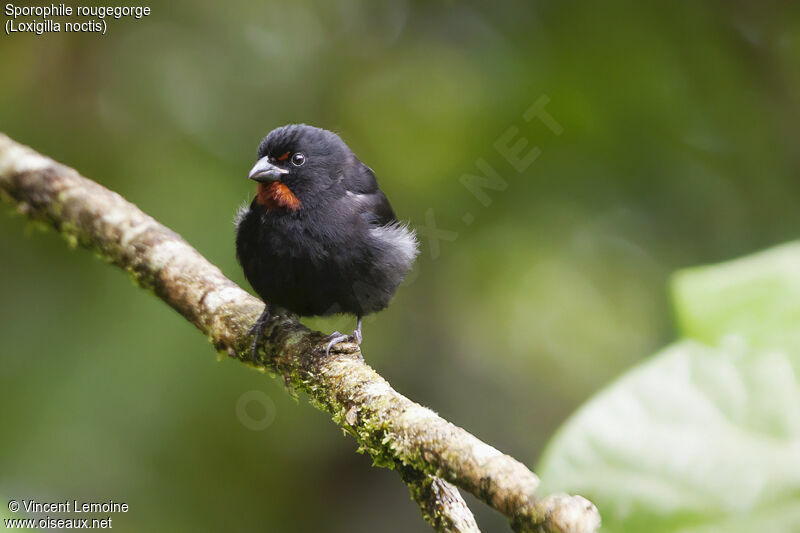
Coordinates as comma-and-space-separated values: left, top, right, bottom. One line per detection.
291, 153, 306, 166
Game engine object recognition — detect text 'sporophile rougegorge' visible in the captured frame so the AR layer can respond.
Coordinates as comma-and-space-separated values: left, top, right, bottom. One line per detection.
4, 3, 150, 35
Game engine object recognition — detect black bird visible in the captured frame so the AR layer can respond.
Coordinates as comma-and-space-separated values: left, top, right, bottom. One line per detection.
235, 124, 418, 359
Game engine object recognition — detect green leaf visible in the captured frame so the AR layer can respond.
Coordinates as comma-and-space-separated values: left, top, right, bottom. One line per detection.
537, 242, 800, 533
673, 242, 800, 350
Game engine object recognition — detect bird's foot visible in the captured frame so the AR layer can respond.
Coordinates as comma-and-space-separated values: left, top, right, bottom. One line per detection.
247, 307, 272, 363
325, 331, 354, 356
324, 319, 364, 356
246, 321, 263, 338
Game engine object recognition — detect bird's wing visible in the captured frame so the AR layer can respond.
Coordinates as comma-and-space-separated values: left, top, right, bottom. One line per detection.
341, 159, 380, 193
343, 162, 397, 226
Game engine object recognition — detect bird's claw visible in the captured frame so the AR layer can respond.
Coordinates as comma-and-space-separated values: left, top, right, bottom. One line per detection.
324, 325, 363, 356
247, 309, 297, 362
325, 331, 351, 355
325, 331, 353, 356
247, 307, 272, 363
248, 324, 265, 363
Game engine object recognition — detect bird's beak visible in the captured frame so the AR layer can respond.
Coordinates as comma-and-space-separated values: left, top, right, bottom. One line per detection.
248, 156, 289, 183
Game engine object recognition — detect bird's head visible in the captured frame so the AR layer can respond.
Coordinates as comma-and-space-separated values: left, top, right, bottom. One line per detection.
248, 124, 353, 211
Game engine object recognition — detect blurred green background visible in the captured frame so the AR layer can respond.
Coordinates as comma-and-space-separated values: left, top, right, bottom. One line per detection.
2, 1, 800, 531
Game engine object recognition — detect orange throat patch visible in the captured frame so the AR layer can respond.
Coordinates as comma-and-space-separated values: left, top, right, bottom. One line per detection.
256, 182, 302, 211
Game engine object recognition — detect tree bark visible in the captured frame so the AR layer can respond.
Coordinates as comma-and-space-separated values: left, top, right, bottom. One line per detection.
0, 133, 600, 533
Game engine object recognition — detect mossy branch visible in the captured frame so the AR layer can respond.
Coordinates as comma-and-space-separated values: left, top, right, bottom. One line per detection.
0, 133, 600, 533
